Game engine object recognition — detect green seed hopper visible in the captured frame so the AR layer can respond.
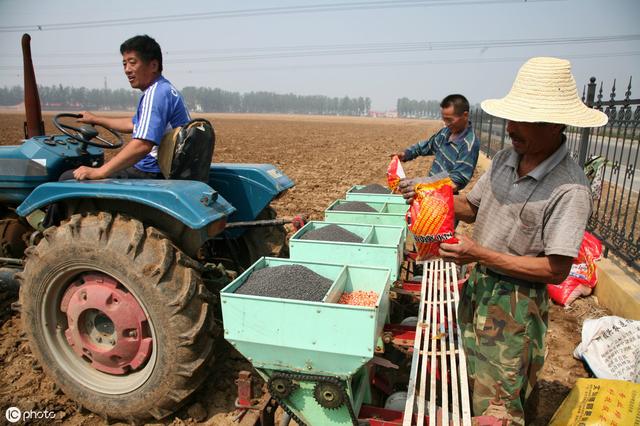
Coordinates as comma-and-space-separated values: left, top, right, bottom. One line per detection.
289, 221, 405, 282
324, 199, 409, 233
346, 185, 407, 204
220, 257, 391, 425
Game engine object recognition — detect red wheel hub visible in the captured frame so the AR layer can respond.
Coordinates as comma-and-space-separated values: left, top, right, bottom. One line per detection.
60, 273, 152, 375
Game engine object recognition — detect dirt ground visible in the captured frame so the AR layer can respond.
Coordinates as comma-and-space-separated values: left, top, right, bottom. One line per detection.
0, 111, 610, 425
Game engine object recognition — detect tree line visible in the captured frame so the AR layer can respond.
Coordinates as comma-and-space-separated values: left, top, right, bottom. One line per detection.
0, 85, 373, 116
182, 87, 372, 116
0, 85, 138, 110
396, 97, 442, 118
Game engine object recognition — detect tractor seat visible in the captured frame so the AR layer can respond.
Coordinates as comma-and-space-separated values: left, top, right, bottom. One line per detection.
157, 119, 215, 183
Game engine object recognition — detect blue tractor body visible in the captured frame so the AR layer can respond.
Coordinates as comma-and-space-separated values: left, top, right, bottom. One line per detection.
210, 163, 294, 238
0, 135, 103, 204
1, 136, 293, 246
16, 178, 236, 230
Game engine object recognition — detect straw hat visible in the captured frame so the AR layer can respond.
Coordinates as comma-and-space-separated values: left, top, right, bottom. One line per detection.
481, 57, 608, 128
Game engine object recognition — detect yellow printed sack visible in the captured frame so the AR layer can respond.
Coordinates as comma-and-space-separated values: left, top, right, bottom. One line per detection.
549, 378, 640, 426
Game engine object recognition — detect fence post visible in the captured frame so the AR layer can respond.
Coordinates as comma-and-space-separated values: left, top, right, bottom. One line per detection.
471, 108, 477, 134
500, 119, 507, 151
487, 115, 494, 156
578, 77, 597, 166
478, 109, 484, 151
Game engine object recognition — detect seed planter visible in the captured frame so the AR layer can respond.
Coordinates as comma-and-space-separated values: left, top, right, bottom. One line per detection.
346, 185, 407, 204
324, 199, 409, 238
220, 257, 391, 425
290, 221, 404, 281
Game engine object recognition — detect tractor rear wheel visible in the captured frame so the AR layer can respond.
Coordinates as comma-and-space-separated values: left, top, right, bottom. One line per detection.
19, 213, 216, 421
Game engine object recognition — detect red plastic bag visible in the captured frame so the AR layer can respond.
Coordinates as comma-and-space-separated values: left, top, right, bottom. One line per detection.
547, 231, 603, 306
406, 175, 458, 261
387, 155, 406, 193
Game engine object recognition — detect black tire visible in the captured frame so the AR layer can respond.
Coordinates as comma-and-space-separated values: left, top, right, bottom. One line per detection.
0, 215, 30, 258
18, 212, 216, 421
0, 214, 30, 325
237, 206, 288, 268
0, 267, 20, 326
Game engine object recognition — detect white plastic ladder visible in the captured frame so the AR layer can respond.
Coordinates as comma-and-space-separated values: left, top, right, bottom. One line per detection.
403, 259, 472, 426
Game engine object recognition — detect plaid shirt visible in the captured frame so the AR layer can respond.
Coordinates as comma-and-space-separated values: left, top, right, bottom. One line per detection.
403, 123, 480, 190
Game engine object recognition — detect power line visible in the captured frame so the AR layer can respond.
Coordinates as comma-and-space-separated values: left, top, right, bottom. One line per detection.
1, 33, 636, 59
156, 51, 640, 73
0, 0, 563, 32
1, 51, 638, 77
0, 34, 637, 71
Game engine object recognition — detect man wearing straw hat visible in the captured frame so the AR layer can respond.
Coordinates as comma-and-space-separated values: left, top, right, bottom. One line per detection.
436, 57, 608, 424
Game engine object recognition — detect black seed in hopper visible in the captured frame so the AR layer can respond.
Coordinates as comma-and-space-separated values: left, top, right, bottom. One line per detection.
331, 201, 378, 212
351, 184, 391, 194
300, 224, 363, 243
235, 264, 333, 301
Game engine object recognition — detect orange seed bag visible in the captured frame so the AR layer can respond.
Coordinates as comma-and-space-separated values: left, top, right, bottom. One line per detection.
406, 175, 458, 260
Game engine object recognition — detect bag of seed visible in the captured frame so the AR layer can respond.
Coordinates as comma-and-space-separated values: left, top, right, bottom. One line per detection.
406, 174, 457, 260
387, 155, 406, 193
547, 231, 603, 306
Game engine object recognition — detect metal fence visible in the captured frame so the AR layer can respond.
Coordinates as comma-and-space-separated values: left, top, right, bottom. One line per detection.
471, 77, 640, 272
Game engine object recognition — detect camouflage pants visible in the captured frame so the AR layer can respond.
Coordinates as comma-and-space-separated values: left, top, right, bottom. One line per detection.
458, 265, 549, 426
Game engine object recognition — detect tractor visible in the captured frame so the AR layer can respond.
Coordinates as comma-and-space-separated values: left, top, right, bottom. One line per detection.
0, 34, 297, 421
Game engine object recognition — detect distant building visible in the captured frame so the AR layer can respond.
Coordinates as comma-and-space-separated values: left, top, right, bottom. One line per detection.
368, 110, 398, 118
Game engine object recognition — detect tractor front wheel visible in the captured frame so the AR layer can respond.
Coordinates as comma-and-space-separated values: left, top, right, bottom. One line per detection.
19, 213, 216, 421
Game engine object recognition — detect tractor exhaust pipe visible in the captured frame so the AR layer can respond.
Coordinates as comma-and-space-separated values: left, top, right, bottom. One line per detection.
22, 33, 44, 138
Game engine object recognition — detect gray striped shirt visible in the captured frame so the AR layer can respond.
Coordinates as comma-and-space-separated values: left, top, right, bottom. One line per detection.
467, 142, 592, 259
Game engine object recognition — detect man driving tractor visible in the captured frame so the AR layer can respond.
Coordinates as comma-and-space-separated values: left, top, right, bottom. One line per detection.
69, 34, 191, 181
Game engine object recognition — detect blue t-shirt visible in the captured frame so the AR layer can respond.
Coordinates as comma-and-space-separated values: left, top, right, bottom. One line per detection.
131, 76, 190, 173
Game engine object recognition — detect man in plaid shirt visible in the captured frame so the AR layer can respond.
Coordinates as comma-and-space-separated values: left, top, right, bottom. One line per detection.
395, 94, 480, 192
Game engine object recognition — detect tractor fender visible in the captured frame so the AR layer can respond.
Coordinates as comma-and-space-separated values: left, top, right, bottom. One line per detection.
16, 179, 235, 230
208, 163, 294, 236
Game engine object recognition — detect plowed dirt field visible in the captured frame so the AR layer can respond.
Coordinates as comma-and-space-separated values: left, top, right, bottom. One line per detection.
0, 111, 606, 425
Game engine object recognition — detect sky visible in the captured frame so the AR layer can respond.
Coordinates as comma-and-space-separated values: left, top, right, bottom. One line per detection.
0, 0, 638, 110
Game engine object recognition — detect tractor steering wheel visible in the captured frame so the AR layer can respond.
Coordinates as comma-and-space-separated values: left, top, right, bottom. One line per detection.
53, 113, 124, 149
